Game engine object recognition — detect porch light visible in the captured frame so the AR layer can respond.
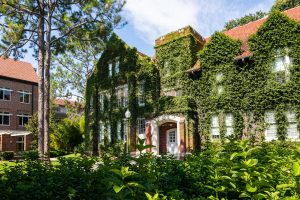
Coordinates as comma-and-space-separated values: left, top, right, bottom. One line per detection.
125, 109, 131, 119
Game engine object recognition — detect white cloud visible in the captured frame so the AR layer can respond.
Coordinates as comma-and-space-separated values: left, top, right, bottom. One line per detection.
122, 0, 274, 44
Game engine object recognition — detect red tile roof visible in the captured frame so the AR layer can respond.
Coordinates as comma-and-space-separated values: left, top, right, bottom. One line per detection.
189, 6, 300, 72
220, 5, 300, 59
0, 57, 38, 83
53, 98, 75, 107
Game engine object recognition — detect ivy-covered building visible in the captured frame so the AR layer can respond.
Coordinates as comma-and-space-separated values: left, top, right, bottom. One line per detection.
86, 6, 300, 155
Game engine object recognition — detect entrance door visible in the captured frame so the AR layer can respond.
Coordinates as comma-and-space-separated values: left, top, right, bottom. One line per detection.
167, 129, 177, 154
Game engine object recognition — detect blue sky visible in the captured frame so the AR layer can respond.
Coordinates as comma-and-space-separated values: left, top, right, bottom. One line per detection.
22, 0, 274, 67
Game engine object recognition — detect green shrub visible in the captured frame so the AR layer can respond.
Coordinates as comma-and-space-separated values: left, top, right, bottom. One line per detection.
1, 151, 14, 160
21, 150, 39, 161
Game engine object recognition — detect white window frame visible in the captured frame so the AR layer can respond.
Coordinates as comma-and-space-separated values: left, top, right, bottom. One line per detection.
287, 111, 298, 140
265, 111, 277, 141
211, 115, 220, 139
17, 113, 31, 126
272, 48, 292, 83
16, 136, 24, 151
19, 90, 31, 104
0, 112, 11, 126
0, 88, 12, 101
225, 113, 234, 136
138, 82, 145, 106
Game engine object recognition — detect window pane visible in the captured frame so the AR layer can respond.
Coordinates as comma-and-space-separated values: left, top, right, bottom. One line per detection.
265, 112, 275, 123
211, 127, 220, 137
0, 115, 2, 124
19, 117, 23, 126
0, 89, 3, 100
24, 94, 30, 103
287, 123, 298, 139
3, 115, 9, 125
273, 57, 285, 72
287, 111, 296, 123
20, 93, 24, 102
266, 124, 277, 139
23, 117, 29, 125
211, 116, 219, 127
4, 91, 10, 100
226, 127, 234, 136
138, 119, 146, 135
225, 113, 233, 126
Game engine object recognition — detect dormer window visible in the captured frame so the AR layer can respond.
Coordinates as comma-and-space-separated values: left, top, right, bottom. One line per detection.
272, 48, 292, 83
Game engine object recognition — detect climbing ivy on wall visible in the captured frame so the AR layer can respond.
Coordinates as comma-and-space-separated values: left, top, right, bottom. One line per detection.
85, 34, 158, 150
190, 10, 300, 143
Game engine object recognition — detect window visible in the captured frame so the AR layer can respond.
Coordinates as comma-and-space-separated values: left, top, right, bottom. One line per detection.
123, 119, 128, 142
99, 92, 104, 111
0, 88, 12, 101
116, 85, 128, 107
138, 82, 145, 106
164, 90, 173, 96
272, 48, 292, 83
265, 111, 277, 141
225, 113, 234, 136
108, 63, 112, 77
18, 113, 30, 126
19, 91, 30, 104
116, 87, 124, 107
138, 118, 146, 135
175, 90, 183, 97
117, 121, 121, 140
0, 112, 11, 126
214, 73, 224, 96
16, 136, 24, 151
115, 58, 120, 74
99, 122, 104, 143
211, 115, 220, 139
168, 131, 176, 143
287, 111, 298, 139
123, 85, 128, 107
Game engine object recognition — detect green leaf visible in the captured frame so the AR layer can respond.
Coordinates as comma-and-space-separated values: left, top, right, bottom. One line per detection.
246, 184, 257, 193
293, 162, 300, 176
113, 185, 124, 193
230, 152, 239, 160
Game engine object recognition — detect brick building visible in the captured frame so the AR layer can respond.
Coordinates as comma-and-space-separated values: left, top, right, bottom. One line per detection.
0, 57, 38, 152
86, 6, 300, 156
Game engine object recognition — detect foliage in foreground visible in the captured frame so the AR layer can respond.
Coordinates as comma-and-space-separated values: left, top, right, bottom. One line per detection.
1, 140, 300, 199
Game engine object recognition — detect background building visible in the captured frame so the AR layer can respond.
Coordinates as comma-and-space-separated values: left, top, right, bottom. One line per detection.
0, 57, 38, 152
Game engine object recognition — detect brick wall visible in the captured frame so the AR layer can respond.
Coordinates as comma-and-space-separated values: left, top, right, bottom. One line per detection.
0, 78, 38, 131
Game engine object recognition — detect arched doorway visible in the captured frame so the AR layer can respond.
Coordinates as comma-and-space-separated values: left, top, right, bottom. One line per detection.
149, 115, 185, 155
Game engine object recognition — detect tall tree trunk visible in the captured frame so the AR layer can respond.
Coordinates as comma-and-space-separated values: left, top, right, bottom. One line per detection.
37, 0, 45, 158
92, 87, 99, 156
44, 2, 52, 163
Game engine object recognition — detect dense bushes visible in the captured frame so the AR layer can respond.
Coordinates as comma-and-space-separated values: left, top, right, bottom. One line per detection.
0, 152, 14, 161
1, 140, 300, 199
